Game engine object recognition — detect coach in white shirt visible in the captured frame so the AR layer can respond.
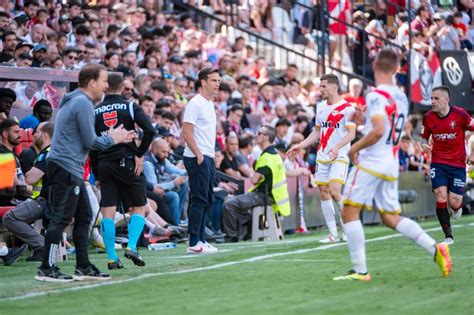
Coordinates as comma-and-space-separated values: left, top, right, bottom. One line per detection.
181, 68, 220, 254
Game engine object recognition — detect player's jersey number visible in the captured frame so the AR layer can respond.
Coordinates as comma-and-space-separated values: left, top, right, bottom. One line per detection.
386, 113, 405, 146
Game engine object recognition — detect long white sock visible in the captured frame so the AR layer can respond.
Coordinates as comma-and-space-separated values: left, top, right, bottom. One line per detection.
344, 220, 367, 274
395, 217, 436, 256
321, 200, 338, 237
334, 198, 345, 229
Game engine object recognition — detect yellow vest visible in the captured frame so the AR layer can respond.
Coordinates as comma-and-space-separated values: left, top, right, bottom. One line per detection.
249, 149, 291, 216
32, 146, 51, 199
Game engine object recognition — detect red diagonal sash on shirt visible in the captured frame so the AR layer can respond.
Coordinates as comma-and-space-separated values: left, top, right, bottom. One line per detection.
319, 102, 352, 151
373, 89, 399, 157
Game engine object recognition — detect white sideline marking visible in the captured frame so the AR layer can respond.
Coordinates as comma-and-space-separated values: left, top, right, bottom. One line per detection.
3, 223, 472, 301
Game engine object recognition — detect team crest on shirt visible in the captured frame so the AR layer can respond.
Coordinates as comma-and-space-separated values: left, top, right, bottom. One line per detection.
450, 121, 456, 129
103, 111, 118, 128
332, 110, 340, 115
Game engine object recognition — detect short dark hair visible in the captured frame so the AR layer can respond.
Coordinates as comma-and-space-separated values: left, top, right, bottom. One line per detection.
320, 74, 339, 86
107, 73, 123, 92
198, 67, 219, 84
276, 118, 291, 127
238, 134, 254, 149
374, 49, 399, 73
432, 86, 451, 98
78, 64, 106, 88
139, 95, 154, 104
39, 122, 54, 139
2, 30, 16, 41
1, 118, 19, 133
33, 99, 51, 114
416, 5, 426, 16
229, 104, 243, 114
161, 111, 175, 121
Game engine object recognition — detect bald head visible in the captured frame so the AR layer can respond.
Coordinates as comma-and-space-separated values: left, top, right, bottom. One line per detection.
151, 138, 170, 161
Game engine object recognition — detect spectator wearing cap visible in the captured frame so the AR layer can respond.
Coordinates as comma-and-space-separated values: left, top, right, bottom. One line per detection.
61, 47, 79, 70
31, 44, 47, 67
168, 55, 184, 78
58, 15, 72, 36
19, 99, 52, 130
275, 118, 291, 146
0, 88, 16, 122
150, 80, 168, 103
14, 42, 33, 60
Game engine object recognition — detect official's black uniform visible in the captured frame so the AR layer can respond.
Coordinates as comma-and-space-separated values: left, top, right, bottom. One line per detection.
91, 94, 154, 208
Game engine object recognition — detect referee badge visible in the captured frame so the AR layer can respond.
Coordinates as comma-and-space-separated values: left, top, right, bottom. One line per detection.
74, 186, 80, 195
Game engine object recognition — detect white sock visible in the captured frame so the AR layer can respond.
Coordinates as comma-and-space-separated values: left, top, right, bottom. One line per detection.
344, 220, 367, 274
0, 245, 8, 256
395, 217, 436, 256
145, 219, 156, 234
334, 198, 345, 230
321, 199, 338, 237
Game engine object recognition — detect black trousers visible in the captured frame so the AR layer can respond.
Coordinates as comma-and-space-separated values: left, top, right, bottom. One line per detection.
41, 161, 92, 269
146, 191, 176, 225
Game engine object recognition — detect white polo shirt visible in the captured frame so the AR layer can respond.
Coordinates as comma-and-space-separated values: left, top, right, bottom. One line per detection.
183, 93, 216, 158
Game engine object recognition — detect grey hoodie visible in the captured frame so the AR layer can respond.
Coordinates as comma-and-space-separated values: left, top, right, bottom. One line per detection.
48, 89, 114, 179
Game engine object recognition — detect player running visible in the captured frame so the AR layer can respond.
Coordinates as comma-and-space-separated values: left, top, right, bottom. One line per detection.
334, 49, 451, 281
288, 74, 356, 243
421, 86, 474, 245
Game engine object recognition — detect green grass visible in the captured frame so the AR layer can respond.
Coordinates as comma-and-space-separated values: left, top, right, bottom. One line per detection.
1, 216, 473, 315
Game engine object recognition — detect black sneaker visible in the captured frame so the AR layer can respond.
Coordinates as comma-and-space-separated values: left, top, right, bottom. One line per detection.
73, 264, 111, 281
107, 259, 124, 270
124, 248, 145, 267
26, 248, 44, 262
35, 265, 74, 283
2, 244, 28, 266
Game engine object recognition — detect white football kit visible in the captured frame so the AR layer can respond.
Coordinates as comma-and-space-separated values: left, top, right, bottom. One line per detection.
314, 100, 356, 185
343, 84, 409, 213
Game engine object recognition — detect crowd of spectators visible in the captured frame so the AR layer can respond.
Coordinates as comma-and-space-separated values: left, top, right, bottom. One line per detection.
0, 0, 473, 261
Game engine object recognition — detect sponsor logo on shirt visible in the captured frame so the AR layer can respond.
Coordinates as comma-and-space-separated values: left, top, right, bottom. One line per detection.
433, 132, 457, 140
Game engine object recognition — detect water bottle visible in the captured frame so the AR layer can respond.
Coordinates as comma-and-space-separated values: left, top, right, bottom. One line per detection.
148, 242, 177, 250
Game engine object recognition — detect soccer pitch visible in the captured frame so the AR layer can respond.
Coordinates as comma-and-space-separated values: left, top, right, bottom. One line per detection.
1, 216, 473, 315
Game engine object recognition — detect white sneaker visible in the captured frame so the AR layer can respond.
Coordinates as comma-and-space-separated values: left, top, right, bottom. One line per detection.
444, 237, 454, 245
186, 242, 205, 254
451, 209, 462, 221
202, 242, 219, 254
319, 234, 340, 244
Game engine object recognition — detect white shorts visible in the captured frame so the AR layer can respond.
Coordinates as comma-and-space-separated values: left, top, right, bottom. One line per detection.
314, 161, 348, 186
343, 166, 401, 214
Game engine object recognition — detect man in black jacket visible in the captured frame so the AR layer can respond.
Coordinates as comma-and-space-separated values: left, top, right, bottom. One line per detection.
91, 73, 154, 269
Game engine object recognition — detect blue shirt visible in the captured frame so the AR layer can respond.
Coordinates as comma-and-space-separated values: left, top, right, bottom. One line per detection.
19, 114, 39, 130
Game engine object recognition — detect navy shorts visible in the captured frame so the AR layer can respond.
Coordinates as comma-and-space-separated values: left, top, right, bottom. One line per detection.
430, 163, 466, 195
